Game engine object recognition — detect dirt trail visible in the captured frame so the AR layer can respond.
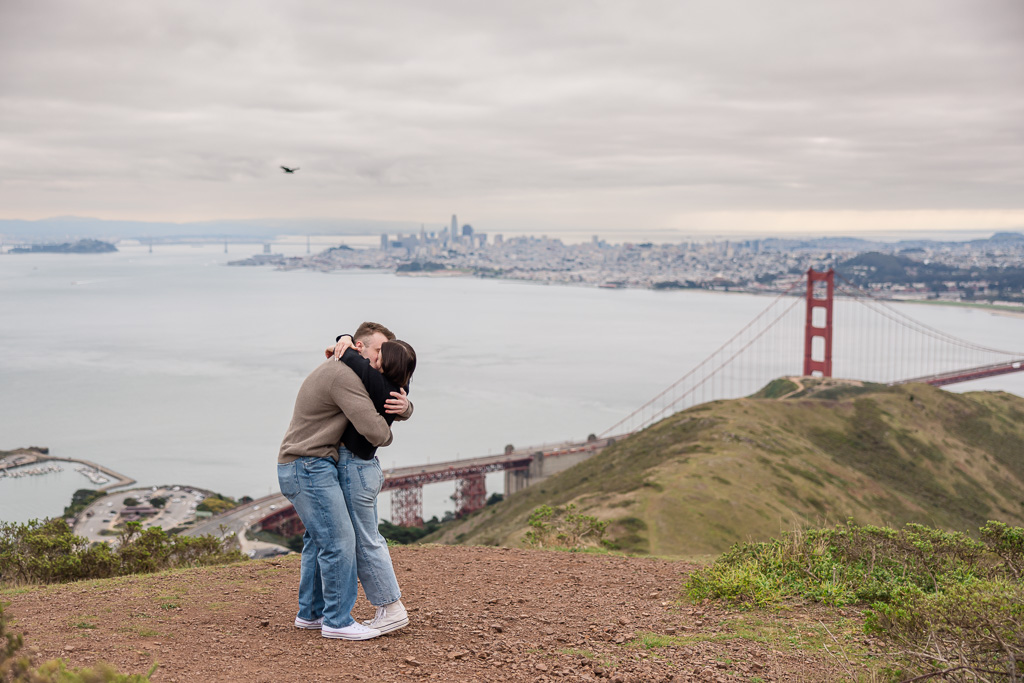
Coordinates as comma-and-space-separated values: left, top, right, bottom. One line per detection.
6, 546, 848, 681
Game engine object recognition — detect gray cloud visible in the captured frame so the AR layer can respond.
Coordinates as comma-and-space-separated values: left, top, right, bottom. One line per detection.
0, 0, 1022, 234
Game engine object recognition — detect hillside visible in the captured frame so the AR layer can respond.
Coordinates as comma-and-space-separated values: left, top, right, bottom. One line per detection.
429, 380, 1024, 556
1, 546, 863, 681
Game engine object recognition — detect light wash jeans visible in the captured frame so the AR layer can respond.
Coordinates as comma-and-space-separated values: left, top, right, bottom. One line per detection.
337, 447, 402, 606
277, 456, 359, 629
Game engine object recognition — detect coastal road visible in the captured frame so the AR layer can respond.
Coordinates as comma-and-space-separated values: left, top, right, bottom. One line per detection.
183, 493, 290, 558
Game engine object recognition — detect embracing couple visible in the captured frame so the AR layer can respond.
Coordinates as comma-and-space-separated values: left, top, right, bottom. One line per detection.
276, 322, 417, 641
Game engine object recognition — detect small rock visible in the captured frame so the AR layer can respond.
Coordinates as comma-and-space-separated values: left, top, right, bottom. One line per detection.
618, 616, 630, 626
536, 663, 549, 672
64, 646, 76, 652
491, 624, 503, 633
665, 627, 677, 635
404, 657, 421, 667
260, 619, 270, 627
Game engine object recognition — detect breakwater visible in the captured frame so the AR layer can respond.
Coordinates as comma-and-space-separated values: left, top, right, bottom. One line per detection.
0, 450, 135, 492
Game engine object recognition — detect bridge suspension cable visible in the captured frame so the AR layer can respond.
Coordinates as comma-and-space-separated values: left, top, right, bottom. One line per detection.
833, 274, 1024, 384
603, 270, 1024, 438
600, 281, 806, 437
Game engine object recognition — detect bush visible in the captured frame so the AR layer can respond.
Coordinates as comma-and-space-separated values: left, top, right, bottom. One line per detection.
1, 602, 154, 681
62, 490, 104, 519
196, 494, 236, 516
522, 504, 608, 550
0, 519, 244, 585
378, 517, 446, 545
687, 520, 1024, 681
865, 578, 1023, 681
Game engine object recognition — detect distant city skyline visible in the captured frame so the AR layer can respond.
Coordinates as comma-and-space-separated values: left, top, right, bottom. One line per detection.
1, 1, 1022, 236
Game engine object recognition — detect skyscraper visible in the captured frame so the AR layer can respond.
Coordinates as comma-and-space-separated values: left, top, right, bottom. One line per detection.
450, 215, 458, 242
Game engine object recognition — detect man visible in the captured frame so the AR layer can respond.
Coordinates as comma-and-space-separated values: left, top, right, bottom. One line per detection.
278, 322, 411, 640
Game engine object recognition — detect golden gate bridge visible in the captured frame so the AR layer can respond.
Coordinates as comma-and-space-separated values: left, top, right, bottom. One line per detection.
254, 268, 1024, 531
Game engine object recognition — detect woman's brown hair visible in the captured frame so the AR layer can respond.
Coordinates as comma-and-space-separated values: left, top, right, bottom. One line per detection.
380, 339, 417, 388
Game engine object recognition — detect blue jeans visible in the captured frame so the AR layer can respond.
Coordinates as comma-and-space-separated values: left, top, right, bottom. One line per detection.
277, 457, 359, 629
337, 447, 402, 606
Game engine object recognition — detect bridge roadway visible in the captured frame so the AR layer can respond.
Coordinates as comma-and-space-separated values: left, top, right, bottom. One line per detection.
185, 435, 622, 538
892, 359, 1024, 387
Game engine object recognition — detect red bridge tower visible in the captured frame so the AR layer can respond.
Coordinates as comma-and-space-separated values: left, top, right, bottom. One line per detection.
803, 268, 834, 377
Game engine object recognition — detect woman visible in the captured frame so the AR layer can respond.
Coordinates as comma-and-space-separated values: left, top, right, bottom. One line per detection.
334, 337, 417, 634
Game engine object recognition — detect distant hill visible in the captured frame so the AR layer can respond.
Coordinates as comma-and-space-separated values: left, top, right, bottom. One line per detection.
429, 380, 1024, 557
0, 216, 422, 241
836, 251, 1024, 292
9, 238, 116, 254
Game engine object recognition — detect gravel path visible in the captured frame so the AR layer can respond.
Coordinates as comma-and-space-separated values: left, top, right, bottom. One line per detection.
6, 545, 847, 681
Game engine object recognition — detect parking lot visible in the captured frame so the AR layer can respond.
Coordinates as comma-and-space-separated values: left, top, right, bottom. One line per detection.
72, 486, 210, 544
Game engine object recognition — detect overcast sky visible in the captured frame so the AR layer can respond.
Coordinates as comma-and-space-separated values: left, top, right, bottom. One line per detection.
1, 0, 1022, 237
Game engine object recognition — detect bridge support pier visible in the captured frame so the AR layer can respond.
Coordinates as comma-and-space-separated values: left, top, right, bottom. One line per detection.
391, 486, 423, 527
503, 452, 546, 496
260, 507, 304, 538
453, 474, 487, 516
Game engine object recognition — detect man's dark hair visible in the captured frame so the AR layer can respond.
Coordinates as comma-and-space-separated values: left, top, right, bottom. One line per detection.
380, 340, 416, 388
354, 321, 395, 343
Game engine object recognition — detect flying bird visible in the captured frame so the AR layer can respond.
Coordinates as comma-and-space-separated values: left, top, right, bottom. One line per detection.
281, 166, 300, 174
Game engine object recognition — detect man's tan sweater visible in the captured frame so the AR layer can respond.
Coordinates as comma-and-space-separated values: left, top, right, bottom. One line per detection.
278, 361, 396, 463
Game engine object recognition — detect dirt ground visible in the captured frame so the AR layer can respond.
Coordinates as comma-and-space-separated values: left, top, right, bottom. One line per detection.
5, 545, 861, 682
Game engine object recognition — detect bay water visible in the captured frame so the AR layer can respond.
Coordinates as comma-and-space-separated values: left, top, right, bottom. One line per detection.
2, 243, 1022, 524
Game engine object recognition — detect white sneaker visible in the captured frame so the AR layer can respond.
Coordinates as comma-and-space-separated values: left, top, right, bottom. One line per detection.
362, 600, 409, 634
294, 616, 323, 630
322, 622, 382, 640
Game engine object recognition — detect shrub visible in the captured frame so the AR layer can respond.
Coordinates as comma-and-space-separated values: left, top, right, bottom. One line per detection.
62, 490, 104, 519
0, 519, 244, 585
195, 495, 236, 515
378, 517, 446, 545
687, 520, 1024, 681
865, 578, 1023, 681
522, 504, 608, 550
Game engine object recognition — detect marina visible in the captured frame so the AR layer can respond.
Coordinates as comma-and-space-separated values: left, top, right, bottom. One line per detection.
75, 465, 109, 485
0, 452, 134, 492
0, 463, 63, 479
